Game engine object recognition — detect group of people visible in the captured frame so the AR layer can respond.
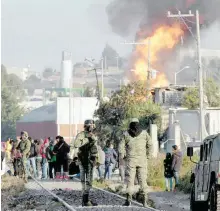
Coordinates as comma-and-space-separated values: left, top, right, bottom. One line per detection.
163, 145, 183, 192
1, 117, 182, 208
2, 133, 71, 182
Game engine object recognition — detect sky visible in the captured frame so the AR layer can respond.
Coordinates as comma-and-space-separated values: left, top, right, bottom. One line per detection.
1, 0, 132, 72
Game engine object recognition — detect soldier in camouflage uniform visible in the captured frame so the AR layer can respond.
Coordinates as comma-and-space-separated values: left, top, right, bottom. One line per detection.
17, 131, 31, 183
118, 118, 152, 207
74, 120, 98, 206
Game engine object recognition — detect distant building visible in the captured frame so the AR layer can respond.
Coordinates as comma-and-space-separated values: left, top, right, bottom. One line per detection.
152, 85, 195, 107
16, 97, 98, 143
7, 67, 29, 81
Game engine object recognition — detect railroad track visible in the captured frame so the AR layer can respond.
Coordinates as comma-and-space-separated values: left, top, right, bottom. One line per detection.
9, 176, 159, 211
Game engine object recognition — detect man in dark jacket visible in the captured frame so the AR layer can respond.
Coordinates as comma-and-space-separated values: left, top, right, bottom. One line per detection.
27, 137, 37, 178
53, 136, 70, 180
171, 145, 183, 191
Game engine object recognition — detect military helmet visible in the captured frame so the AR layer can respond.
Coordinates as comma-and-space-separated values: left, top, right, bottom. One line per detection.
130, 118, 139, 123
84, 119, 95, 125
21, 131, 28, 138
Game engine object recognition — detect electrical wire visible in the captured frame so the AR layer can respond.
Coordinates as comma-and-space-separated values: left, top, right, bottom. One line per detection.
173, 8, 220, 82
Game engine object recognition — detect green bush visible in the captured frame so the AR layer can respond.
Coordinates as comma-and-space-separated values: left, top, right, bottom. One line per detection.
147, 154, 165, 189
178, 172, 192, 193
178, 155, 198, 193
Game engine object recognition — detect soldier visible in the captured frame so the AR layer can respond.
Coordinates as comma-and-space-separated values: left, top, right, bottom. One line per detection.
17, 131, 31, 183
118, 118, 152, 207
74, 119, 98, 206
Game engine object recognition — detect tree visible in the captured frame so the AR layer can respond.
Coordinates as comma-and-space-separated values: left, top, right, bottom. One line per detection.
94, 81, 162, 146
1, 65, 25, 140
182, 78, 220, 109
83, 86, 95, 97
181, 87, 200, 109
24, 74, 42, 96
42, 67, 54, 79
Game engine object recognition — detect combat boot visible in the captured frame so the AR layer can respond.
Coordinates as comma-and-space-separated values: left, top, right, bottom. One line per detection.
142, 194, 148, 208
24, 177, 28, 183
82, 194, 98, 206
123, 193, 132, 206
82, 194, 90, 206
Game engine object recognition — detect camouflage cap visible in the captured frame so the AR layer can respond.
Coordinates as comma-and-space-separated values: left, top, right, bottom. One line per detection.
130, 118, 139, 123
21, 131, 28, 137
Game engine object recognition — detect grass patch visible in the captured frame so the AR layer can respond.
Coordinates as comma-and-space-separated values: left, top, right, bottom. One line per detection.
1, 175, 25, 210
1, 175, 25, 196
147, 154, 165, 190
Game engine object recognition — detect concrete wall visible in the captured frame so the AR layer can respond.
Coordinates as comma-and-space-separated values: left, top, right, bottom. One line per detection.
169, 109, 220, 141
56, 97, 98, 124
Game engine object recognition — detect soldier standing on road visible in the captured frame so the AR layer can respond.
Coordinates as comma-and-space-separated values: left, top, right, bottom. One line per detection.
118, 118, 152, 207
17, 131, 31, 183
74, 119, 98, 206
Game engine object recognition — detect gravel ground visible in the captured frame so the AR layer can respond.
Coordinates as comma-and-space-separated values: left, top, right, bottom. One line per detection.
2, 178, 190, 211
6, 188, 153, 211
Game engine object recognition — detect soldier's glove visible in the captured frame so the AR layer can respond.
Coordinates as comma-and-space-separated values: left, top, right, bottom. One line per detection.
90, 156, 97, 167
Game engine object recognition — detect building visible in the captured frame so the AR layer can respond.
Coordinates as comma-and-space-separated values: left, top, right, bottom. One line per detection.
164, 108, 220, 152
7, 67, 29, 81
16, 97, 98, 143
152, 85, 196, 107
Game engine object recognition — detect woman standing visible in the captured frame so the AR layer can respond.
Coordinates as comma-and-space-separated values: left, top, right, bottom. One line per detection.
163, 152, 173, 191
35, 139, 43, 179
53, 136, 70, 180
48, 140, 57, 179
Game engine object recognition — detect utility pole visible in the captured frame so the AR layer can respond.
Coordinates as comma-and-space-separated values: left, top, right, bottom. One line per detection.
101, 58, 104, 99
147, 38, 151, 90
116, 56, 119, 71
167, 10, 205, 141
69, 79, 72, 143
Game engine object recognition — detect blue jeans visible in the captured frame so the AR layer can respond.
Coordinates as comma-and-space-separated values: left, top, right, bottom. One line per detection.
104, 163, 113, 180
27, 157, 37, 178
173, 171, 179, 187
97, 164, 105, 179
165, 177, 173, 190
41, 158, 48, 179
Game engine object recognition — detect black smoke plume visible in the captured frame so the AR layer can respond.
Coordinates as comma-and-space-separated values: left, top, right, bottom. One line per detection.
106, 0, 220, 39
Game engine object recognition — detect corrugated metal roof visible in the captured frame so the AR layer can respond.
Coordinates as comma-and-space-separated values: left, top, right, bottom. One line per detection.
18, 103, 57, 123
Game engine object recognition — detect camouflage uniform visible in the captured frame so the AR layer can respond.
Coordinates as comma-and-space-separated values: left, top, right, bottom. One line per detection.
17, 131, 31, 182
73, 120, 98, 206
118, 118, 152, 207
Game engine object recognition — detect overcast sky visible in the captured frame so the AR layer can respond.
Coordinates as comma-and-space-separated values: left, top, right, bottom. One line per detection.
1, 0, 132, 72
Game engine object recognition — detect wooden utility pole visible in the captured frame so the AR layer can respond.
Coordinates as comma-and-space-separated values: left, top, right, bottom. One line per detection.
167, 10, 205, 141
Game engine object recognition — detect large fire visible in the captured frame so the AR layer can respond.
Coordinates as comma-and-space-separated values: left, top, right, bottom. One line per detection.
130, 23, 184, 88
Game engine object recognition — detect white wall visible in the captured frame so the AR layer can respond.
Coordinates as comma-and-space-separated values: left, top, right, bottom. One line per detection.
169, 109, 220, 141
56, 97, 98, 124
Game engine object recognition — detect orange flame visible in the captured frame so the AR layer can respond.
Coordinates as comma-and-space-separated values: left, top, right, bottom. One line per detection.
131, 23, 184, 88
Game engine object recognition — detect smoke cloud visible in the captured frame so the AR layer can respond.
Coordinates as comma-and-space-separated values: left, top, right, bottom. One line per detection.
106, 0, 220, 38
